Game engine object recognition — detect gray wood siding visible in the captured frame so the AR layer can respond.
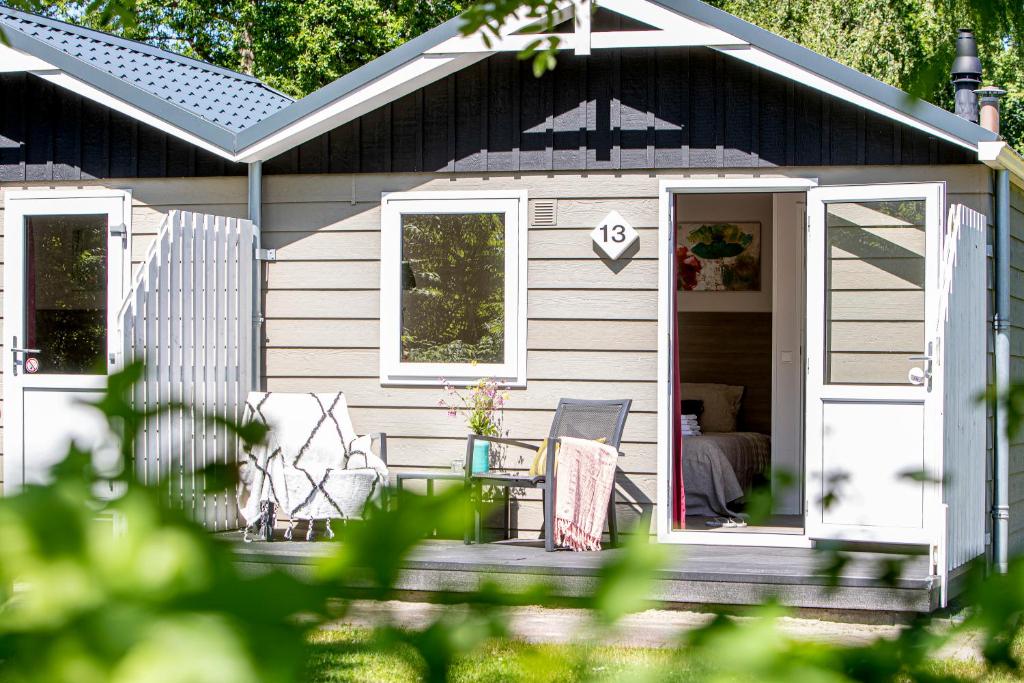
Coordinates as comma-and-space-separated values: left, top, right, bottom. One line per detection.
0, 166, 996, 542
264, 49, 976, 176
0, 73, 246, 181
257, 165, 990, 534
1010, 183, 1024, 553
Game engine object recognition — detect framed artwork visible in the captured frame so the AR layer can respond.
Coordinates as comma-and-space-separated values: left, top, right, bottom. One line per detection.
677, 222, 761, 291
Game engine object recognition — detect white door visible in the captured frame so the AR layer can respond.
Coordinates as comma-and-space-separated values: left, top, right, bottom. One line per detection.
3, 190, 131, 492
804, 183, 943, 544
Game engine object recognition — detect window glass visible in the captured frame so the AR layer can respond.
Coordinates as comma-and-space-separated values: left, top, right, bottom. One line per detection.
400, 213, 505, 364
825, 200, 925, 384
25, 214, 108, 375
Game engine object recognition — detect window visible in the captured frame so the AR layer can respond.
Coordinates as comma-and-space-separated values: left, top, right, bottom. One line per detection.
26, 214, 109, 374
380, 191, 527, 386
825, 199, 926, 384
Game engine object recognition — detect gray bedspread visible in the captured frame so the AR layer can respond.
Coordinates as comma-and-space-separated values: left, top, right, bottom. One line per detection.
683, 432, 771, 517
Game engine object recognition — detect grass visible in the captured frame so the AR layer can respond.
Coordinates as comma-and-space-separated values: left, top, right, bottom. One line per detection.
303, 627, 1018, 682
305, 628, 705, 682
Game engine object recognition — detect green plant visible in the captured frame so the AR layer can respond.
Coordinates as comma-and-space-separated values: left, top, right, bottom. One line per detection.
438, 377, 509, 437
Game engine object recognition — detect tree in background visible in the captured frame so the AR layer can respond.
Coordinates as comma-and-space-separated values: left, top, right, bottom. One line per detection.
7, 0, 1024, 147
711, 0, 1024, 151
30, 0, 464, 97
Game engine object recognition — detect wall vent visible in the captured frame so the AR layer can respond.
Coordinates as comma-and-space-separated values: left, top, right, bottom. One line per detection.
530, 199, 557, 227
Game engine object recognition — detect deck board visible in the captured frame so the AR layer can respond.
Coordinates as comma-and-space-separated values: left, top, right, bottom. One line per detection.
227, 536, 938, 614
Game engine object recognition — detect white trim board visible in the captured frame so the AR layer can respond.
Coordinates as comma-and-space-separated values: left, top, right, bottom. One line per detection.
378, 190, 529, 388
657, 177, 817, 546
2, 188, 133, 494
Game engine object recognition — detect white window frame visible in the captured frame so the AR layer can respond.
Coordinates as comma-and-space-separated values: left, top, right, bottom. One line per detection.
379, 190, 528, 387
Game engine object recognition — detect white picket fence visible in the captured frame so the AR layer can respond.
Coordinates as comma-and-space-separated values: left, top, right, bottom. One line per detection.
118, 211, 256, 530
939, 204, 987, 574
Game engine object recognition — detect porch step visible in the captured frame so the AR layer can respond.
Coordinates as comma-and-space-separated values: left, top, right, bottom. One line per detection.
227, 536, 940, 615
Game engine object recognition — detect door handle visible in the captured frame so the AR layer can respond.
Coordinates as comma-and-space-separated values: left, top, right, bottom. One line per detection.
908, 348, 933, 388
10, 336, 40, 377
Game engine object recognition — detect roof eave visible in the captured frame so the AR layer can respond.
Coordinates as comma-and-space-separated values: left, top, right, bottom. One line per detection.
2, 23, 242, 156
979, 141, 1024, 189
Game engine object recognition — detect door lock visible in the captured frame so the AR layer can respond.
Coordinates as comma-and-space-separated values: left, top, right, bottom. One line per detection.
10, 336, 40, 377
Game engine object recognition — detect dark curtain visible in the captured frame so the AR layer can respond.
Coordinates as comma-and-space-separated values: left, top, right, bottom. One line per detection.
671, 216, 685, 526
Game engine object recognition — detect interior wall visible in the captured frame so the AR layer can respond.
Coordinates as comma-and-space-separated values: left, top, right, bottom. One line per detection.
676, 193, 773, 312
678, 311, 772, 433
675, 192, 774, 435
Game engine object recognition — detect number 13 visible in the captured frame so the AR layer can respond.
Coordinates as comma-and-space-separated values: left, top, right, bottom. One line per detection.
600, 224, 626, 243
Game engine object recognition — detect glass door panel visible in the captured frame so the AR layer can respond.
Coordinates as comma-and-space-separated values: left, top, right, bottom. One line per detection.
25, 214, 109, 375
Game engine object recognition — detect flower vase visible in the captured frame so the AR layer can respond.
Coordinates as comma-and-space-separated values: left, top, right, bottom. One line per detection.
471, 439, 491, 474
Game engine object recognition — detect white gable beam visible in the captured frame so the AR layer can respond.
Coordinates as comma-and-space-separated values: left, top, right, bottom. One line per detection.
574, 0, 591, 56
426, 2, 575, 55
426, 3, 746, 55
428, 29, 745, 54
719, 45, 976, 151
600, 0, 743, 43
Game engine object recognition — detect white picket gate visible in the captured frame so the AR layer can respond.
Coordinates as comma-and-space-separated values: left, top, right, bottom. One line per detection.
117, 210, 256, 530
939, 204, 988, 577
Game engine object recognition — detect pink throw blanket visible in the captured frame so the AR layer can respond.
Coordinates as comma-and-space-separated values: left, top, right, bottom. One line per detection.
553, 437, 618, 551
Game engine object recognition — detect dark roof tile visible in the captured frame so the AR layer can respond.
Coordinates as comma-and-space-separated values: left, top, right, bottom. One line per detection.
0, 6, 292, 134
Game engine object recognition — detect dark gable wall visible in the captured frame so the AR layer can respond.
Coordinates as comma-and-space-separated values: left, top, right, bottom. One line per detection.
2, 48, 975, 182
0, 72, 245, 181
264, 48, 976, 174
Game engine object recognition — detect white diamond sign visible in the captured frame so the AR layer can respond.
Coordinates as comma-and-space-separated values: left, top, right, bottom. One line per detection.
591, 210, 638, 260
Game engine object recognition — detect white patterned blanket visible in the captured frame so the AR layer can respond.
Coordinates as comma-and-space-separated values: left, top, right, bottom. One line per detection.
237, 392, 388, 539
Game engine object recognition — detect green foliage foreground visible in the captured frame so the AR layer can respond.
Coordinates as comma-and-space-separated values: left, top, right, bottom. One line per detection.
2, 363, 1024, 682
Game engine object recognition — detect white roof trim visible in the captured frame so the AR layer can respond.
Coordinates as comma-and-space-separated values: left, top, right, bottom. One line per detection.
979, 141, 1024, 189
236, 52, 485, 163
0, 43, 50, 72
30, 70, 237, 160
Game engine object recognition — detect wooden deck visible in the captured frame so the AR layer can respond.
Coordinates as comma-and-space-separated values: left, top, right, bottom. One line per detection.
229, 536, 940, 616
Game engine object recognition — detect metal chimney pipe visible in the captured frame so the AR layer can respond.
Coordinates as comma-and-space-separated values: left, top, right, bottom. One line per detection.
951, 28, 982, 123
977, 85, 1008, 135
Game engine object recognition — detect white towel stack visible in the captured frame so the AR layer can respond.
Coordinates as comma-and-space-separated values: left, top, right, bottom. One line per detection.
681, 414, 702, 436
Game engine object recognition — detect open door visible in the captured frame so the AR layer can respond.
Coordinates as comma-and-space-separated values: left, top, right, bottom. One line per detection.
804, 183, 944, 544
3, 190, 131, 492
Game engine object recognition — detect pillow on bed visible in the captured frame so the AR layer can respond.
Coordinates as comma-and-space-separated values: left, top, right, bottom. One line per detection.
680, 383, 744, 432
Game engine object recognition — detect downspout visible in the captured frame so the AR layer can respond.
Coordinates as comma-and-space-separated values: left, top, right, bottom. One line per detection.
993, 166, 1010, 573
247, 161, 263, 392
976, 86, 1012, 573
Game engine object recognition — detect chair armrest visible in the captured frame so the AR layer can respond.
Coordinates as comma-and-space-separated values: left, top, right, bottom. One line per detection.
468, 434, 540, 451
368, 432, 388, 465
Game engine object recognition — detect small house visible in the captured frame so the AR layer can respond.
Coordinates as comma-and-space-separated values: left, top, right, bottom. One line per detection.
2, 0, 1022, 612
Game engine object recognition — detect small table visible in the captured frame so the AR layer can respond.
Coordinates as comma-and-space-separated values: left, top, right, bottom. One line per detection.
393, 471, 508, 541
394, 471, 464, 497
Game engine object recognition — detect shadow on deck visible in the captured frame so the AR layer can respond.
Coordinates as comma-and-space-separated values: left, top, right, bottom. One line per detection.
226, 534, 940, 617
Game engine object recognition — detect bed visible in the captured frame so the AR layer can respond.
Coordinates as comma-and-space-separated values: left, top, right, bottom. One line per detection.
679, 382, 772, 518
682, 432, 771, 517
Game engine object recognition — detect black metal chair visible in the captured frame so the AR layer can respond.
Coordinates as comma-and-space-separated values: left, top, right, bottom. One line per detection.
463, 398, 631, 552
